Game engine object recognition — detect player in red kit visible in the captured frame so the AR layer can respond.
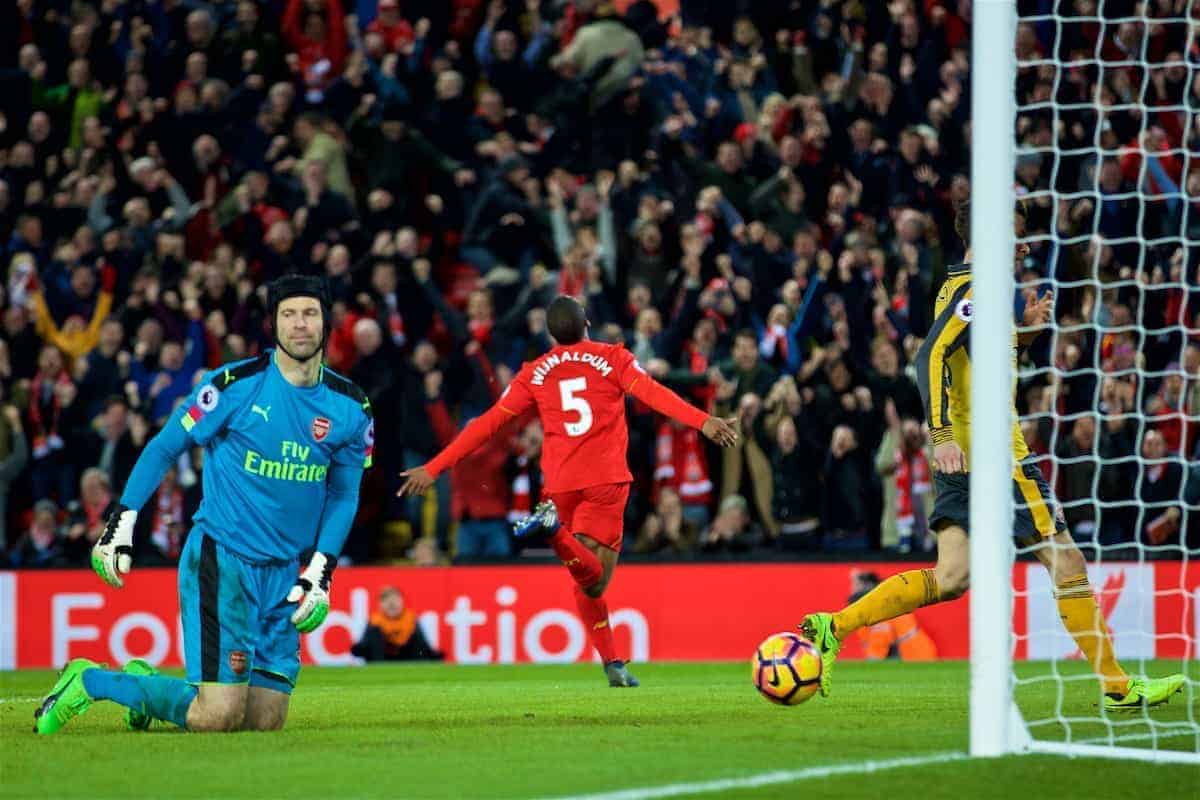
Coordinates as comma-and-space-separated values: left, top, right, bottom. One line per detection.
399, 296, 739, 686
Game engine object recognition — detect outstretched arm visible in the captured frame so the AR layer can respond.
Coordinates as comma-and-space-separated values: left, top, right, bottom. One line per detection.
427, 403, 517, 475
627, 373, 708, 429
626, 372, 739, 447
398, 378, 535, 495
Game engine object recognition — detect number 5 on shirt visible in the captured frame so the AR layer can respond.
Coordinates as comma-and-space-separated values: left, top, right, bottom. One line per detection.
559, 378, 592, 437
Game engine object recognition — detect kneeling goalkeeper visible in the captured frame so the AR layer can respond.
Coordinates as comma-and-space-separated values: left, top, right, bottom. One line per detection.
35, 275, 373, 734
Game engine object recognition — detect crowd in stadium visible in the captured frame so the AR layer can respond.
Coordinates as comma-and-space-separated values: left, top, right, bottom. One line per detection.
0, 0, 1197, 567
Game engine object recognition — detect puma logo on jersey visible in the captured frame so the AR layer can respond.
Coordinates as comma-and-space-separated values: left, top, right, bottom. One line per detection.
251, 404, 270, 422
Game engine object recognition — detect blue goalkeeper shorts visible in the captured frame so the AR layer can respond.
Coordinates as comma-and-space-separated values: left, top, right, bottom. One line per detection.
178, 528, 301, 694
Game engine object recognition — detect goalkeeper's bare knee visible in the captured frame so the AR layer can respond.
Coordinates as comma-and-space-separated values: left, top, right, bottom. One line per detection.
187, 688, 247, 732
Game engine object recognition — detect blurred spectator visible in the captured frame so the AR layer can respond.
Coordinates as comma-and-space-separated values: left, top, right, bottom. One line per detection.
84, 396, 147, 496
633, 486, 699, 556
27, 344, 83, 504
397, 343, 453, 550
1091, 378, 1141, 550
32, 264, 115, 365
715, 330, 778, 536
507, 419, 544, 528
141, 463, 193, 564
1186, 343, 1200, 457
282, 0, 349, 103
367, 0, 415, 53
10, 499, 65, 568
652, 420, 712, 527
876, 402, 931, 554
1140, 429, 1186, 550
76, 318, 128, 419
288, 114, 354, 202
1146, 363, 1194, 456
462, 155, 545, 275
0, 404, 30, 552
1056, 415, 1099, 544
551, 4, 645, 111
351, 586, 444, 662
700, 494, 760, 554
755, 376, 823, 551
62, 467, 114, 565
823, 425, 872, 551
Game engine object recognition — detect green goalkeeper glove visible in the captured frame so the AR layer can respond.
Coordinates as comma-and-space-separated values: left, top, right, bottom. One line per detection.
288, 552, 335, 633
92, 504, 136, 588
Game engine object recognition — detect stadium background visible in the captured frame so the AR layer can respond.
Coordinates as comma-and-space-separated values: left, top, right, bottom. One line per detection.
0, 0, 1195, 581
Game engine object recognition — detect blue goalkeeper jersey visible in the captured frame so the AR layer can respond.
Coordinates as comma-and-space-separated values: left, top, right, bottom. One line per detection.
120, 350, 374, 562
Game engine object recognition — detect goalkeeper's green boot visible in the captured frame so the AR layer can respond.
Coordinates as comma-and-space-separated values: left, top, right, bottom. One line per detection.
1104, 674, 1186, 711
799, 612, 840, 698
33, 658, 100, 735
122, 659, 158, 731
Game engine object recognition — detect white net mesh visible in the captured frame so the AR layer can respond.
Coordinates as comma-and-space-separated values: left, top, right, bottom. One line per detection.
1008, 0, 1199, 758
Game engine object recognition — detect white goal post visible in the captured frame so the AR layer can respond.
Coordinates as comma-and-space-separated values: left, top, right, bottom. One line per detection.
969, 0, 1197, 764
969, 0, 1019, 761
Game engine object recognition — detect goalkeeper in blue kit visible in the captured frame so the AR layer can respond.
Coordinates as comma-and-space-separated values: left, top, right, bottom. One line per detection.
34, 275, 374, 734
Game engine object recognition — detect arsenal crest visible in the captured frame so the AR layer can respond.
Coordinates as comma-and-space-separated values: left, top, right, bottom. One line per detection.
311, 417, 331, 442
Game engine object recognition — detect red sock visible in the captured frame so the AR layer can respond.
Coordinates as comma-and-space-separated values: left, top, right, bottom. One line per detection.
549, 528, 603, 588
573, 585, 617, 664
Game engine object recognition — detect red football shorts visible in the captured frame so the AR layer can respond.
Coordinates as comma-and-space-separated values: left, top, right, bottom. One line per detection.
549, 482, 630, 551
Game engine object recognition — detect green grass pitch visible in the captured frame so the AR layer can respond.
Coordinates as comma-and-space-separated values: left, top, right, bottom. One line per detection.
2, 661, 1196, 799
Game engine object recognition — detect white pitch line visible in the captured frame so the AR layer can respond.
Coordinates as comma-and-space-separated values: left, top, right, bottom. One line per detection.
537, 751, 968, 800
0, 697, 40, 704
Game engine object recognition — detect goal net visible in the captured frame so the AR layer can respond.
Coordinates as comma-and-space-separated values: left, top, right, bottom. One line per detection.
971, 0, 1199, 763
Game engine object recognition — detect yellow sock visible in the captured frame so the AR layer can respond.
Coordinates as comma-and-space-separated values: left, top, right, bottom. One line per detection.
1055, 573, 1129, 695
832, 569, 939, 640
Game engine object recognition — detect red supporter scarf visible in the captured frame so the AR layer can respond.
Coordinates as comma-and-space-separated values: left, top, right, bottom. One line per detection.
894, 446, 931, 526
654, 422, 712, 506
683, 343, 716, 411
509, 455, 533, 523
84, 496, 109, 531
558, 265, 585, 299
151, 485, 185, 559
28, 370, 71, 451
469, 319, 493, 347
759, 324, 789, 363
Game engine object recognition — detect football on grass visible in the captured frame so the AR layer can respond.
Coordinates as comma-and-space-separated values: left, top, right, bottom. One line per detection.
752, 632, 822, 706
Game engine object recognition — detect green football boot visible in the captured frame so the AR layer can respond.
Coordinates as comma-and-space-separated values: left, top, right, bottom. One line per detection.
122, 659, 158, 731
33, 658, 101, 735
1104, 674, 1187, 711
799, 612, 841, 698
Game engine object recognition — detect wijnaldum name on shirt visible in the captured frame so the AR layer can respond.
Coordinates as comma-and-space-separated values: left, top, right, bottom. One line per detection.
530, 351, 615, 386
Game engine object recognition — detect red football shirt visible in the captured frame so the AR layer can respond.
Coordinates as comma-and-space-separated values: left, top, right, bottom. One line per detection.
425, 340, 709, 494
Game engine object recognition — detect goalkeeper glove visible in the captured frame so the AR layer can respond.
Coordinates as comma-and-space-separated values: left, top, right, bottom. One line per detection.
288, 552, 335, 633
92, 504, 136, 588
